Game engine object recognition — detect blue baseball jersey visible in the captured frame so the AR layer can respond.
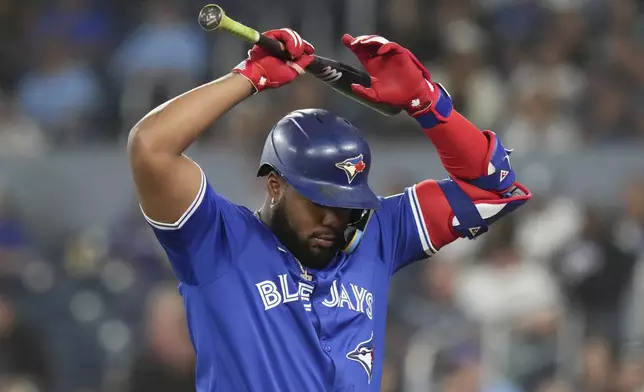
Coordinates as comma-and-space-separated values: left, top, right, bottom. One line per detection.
141, 167, 439, 392
142, 161, 528, 391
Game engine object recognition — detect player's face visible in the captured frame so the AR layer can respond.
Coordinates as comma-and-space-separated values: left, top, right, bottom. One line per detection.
272, 186, 352, 269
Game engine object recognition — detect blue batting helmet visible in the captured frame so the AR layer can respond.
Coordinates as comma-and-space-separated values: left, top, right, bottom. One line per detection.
257, 108, 381, 210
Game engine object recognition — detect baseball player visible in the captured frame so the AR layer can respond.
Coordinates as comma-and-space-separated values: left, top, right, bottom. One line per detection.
127, 28, 531, 391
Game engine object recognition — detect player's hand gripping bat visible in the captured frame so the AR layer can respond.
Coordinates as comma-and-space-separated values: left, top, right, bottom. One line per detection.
197, 4, 402, 116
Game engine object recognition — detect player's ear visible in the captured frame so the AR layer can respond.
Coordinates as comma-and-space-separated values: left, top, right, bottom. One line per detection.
266, 171, 285, 201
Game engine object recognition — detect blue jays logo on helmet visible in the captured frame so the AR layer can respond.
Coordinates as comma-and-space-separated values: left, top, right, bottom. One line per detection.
335, 154, 367, 184
346, 331, 375, 383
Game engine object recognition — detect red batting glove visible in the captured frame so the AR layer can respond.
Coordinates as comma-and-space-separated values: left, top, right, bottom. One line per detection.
341, 34, 449, 122
233, 28, 315, 94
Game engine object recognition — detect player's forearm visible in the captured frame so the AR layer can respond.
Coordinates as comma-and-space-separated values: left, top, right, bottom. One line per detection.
128, 73, 253, 156
422, 109, 489, 180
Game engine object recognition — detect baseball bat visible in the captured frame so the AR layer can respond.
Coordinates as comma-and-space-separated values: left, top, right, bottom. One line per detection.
197, 4, 402, 116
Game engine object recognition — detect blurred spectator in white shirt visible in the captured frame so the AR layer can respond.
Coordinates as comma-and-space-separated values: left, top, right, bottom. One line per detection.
513, 163, 583, 263
456, 219, 563, 390
501, 85, 582, 157
456, 224, 561, 327
0, 93, 47, 158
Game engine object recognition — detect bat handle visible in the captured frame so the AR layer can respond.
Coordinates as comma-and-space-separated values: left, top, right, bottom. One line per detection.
253, 36, 401, 116
256, 34, 292, 62
308, 57, 372, 86
306, 56, 403, 116
255, 38, 373, 88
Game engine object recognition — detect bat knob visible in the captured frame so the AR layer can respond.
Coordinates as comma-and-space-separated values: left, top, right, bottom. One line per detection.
198, 4, 224, 31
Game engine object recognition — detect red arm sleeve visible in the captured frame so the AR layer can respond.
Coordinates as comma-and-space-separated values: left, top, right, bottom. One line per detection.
409, 83, 531, 250
423, 110, 490, 180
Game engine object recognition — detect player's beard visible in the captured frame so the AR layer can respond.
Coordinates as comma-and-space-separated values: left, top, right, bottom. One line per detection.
271, 202, 341, 270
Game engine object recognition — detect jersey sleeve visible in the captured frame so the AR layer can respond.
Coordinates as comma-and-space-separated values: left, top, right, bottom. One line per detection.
376, 188, 437, 275
140, 166, 250, 286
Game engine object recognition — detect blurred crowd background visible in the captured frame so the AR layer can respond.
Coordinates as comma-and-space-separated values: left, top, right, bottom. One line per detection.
1, 0, 644, 391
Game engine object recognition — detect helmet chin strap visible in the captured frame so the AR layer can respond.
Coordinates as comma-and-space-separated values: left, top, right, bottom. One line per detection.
342, 210, 374, 253
257, 206, 372, 255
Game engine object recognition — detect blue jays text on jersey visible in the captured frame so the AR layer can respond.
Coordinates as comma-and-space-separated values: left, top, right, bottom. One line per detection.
141, 146, 530, 391
255, 274, 374, 319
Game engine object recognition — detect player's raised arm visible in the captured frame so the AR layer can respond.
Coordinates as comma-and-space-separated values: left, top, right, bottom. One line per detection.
340, 34, 532, 269
127, 29, 314, 225
128, 74, 249, 224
